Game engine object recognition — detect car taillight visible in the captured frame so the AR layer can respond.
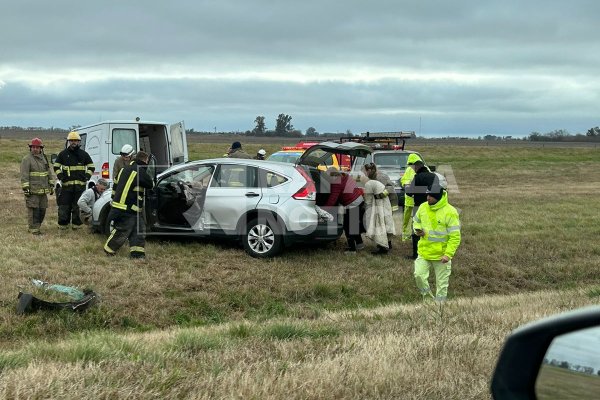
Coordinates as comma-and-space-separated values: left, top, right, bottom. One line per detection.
293, 166, 316, 200
101, 162, 109, 179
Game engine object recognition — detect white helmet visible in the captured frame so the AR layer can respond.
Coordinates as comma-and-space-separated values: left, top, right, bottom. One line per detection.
120, 144, 134, 156
258, 149, 266, 156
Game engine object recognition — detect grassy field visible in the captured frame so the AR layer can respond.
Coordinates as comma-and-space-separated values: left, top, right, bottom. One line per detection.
1, 137, 600, 398
536, 364, 600, 399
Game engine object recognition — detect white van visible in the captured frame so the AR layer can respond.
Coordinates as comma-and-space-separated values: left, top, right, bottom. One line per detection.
72, 119, 188, 183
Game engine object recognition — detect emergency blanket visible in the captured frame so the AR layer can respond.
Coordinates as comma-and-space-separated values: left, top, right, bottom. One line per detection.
363, 180, 396, 248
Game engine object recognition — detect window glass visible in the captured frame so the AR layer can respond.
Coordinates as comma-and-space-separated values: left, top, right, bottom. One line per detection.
373, 153, 409, 168
260, 169, 289, 188
112, 129, 137, 155
301, 149, 337, 169
211, 165, 258, 188
161, 165, 214, 187
78, 133, 87, 150
267, 152, 302, 164
170, 124, 185, 162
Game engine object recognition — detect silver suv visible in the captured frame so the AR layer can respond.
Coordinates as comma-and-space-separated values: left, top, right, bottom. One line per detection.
92, 158, 343, 257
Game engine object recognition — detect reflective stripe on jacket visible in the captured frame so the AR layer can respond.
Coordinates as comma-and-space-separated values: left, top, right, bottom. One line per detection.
20, 153, 55, 194
413, 192, 461, 260
401, 167, 416, 207
53, 147, 95, 190
111, 161, 153, 214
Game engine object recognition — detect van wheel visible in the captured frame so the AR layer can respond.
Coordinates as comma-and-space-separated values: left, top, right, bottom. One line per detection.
243, 218, 283, 258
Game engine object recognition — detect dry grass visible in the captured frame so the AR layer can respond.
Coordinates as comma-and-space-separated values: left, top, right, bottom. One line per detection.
0, 289, 598, 399
1, 137, 600, 398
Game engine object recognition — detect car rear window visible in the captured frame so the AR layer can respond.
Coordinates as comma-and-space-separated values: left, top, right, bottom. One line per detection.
267, 152, 302, 163
373, 153, 410, 168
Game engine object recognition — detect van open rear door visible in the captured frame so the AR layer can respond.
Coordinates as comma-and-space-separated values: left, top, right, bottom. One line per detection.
170, 121, 188, 165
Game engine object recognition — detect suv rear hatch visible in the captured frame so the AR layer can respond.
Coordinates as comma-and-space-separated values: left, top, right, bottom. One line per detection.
296, 141, 372, 206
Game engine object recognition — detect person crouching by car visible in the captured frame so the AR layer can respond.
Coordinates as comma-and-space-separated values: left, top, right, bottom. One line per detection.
77, 179, 108, 226
323, 168, 365, 253
104, 152, 154, 259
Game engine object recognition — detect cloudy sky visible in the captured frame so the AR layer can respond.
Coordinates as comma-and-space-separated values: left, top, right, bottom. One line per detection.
1, 1, 599, 137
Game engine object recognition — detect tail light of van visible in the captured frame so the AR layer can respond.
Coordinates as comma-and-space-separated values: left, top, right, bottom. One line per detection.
293, 166, 316, 201
101, 162, 110, 179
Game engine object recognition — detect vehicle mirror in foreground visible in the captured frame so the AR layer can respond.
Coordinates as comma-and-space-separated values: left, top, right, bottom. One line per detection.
491, 306, 600, 400
536, 325, 600, 399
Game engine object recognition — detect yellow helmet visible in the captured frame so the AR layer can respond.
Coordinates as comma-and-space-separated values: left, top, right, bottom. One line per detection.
67, 131, 81, 141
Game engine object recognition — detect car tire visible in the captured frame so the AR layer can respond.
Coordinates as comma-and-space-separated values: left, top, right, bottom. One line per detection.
100, 206, 113, 235
243, 217, 283, 258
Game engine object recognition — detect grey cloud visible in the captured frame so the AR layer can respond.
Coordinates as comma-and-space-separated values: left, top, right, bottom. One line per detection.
2, 1, 599, 135
1, 76, 597, 135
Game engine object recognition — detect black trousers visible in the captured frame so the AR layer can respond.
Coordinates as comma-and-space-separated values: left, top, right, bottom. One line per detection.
104, 209, 146, 258
411, 234, 419, 258
343, 202, 365, 250
57, 188, 84, 226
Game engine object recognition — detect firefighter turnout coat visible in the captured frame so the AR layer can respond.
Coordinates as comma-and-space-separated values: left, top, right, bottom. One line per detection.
21, 153, 55, 195
53, 147, 95, 190
111, 160, 154, 214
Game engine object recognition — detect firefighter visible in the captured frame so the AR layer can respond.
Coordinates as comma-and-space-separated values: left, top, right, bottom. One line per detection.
20, 138, 56, 234
255, 149, 267, 160
104, 151, 154, 259
400, 153, 424, 242
413, 187, 461, 302
113, 144, 135, 181
53, 131, 95, 229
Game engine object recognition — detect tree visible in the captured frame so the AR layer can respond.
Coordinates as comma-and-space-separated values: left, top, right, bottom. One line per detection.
305, 127, 318, 137
253, 116, 266, 136
587, 126, 600, 137
275, 114, 293, 135
559, 361, 570, 369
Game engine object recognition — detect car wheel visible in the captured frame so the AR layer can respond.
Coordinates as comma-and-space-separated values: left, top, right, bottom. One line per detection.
100, 206, 113, 235
243, 217, 283, 258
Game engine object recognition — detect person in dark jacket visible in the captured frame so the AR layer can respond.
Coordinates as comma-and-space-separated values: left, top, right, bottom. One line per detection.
104, 151, 154, 259
324, 168, 365, 253
53, 131, 95, 230
404, 160, 439, 259
227, 141, 252, 159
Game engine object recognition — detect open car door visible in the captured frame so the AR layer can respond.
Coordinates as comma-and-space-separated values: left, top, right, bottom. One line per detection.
169, 121, 188, 165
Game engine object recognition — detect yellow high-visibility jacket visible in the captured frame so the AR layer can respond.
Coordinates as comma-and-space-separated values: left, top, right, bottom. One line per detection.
413, 192, 461, 260
401, 153, 423, 207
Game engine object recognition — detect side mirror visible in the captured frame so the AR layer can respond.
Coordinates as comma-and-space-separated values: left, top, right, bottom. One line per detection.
51, 154, 57, 164
491, 306, 600, 399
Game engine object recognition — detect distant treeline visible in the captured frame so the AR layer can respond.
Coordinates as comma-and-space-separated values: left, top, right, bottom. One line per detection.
2, 125, 600, 142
